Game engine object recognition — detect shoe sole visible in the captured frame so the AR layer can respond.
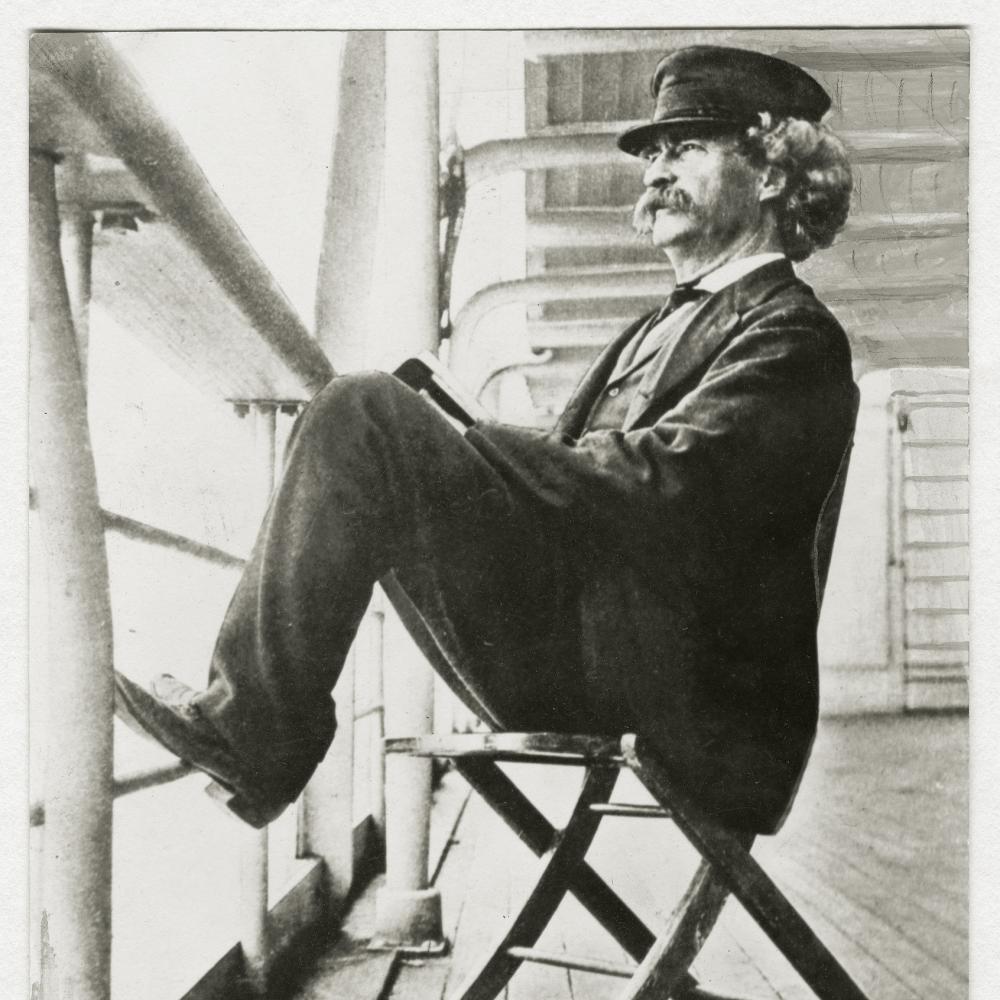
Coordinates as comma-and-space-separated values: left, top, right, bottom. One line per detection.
114, 673, 288, 829
204, 781, 288, 828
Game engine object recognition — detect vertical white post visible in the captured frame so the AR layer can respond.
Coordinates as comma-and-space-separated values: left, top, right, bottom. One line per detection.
297, 29, 386, 913
30, 151, 115, 1000
238, 824, 269, 993
372, 31, 441, 368
887, 397, 908, 711
252, 404, 277, 501
374, 615, 442, 949
368, 610, 387, 836
299, 651, 357, 905
239, 403, 277, 992
371, 30, 445, 952
314, 30, 386, 371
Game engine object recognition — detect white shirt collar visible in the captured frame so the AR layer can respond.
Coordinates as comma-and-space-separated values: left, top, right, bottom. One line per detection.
691, 252, 787, 294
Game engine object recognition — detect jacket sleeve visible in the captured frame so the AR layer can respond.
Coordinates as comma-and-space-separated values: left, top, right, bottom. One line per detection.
465, 312, 857, 574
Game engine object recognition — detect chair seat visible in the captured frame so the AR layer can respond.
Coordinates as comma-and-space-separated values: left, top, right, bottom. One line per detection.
388, 730, 874, 1000
385, 731, 624, 765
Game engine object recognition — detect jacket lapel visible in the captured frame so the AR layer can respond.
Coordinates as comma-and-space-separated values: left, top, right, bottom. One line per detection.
623, 259, 800, 430
555, 311, 656, 438
609, 315, 676, 384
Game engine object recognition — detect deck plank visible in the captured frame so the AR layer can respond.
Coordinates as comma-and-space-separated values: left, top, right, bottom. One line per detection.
773, 834, 967, 945
775, 862, 963, 997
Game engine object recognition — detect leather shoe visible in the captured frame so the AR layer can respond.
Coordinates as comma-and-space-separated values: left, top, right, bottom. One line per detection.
114, 671, 288, 828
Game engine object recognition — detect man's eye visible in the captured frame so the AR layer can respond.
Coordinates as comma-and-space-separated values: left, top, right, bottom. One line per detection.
678, 142, 704, 154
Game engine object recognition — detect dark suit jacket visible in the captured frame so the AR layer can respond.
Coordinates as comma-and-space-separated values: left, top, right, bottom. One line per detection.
466, 259, 860, 833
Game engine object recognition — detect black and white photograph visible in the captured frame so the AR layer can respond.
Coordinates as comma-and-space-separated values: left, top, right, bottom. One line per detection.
12, 11, 997, 1000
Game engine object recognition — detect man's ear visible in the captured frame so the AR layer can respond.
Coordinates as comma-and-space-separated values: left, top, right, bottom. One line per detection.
758, 165, 787, 204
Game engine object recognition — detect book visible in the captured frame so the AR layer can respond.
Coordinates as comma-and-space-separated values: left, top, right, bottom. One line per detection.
393, 351, 491, 428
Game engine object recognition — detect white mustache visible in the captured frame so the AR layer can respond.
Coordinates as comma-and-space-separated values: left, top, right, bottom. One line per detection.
632, 187, 694, 234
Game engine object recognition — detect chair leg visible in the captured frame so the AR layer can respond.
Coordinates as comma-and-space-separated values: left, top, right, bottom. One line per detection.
622, 737, 873, 1000
456, 757, 658, 962
448, 765, 618, 1000
618, 842, 751, 1000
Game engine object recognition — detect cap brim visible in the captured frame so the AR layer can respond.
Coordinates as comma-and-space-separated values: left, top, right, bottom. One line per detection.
616, 117, 746, 157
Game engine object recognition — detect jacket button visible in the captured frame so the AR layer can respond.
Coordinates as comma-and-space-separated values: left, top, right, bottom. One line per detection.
607, 386, 621, 397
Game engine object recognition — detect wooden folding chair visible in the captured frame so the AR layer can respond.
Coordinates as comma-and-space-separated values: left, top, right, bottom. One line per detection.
385, 732, 873, 1000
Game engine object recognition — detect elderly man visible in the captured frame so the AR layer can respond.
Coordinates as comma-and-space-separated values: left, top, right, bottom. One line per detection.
116, 46, 858, 835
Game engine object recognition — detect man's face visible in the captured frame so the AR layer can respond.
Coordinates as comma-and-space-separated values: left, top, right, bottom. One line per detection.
632, 129, 766, 258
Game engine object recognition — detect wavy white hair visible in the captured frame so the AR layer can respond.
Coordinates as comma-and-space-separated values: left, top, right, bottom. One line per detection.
740, 112, 853, 262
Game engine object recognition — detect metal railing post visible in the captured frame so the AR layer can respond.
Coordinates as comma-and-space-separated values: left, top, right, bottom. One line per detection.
371, 29, 445, 953
368, 610, 387, 836
239, 403, 278, 992
29, 150, 115, 1000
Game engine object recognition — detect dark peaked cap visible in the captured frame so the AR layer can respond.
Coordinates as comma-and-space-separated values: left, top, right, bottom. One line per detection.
617, 45, 831, 157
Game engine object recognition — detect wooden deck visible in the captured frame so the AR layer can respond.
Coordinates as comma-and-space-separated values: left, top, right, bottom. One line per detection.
298, 713, 967, 1000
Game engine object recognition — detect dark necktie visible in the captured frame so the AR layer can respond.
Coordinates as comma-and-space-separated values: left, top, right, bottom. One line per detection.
653, 281, 707, 325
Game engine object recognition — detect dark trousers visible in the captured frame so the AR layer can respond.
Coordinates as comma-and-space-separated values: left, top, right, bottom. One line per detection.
193, 373, 601, 805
